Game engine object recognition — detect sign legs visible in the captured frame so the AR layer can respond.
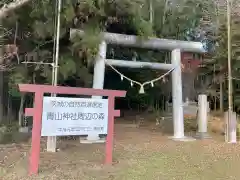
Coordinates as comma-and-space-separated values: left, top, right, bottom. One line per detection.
28, 92, 44, 175
47, 136, 57, 152
105, 97, 115, 164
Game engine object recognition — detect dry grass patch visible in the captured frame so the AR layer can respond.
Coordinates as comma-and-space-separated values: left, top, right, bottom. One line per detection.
1, 121, 240, 180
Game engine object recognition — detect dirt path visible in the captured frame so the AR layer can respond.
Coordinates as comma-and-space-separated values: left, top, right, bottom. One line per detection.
1, 123, 240, 180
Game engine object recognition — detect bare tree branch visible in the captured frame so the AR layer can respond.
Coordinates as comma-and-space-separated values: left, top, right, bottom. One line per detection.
0, 0, 32, 19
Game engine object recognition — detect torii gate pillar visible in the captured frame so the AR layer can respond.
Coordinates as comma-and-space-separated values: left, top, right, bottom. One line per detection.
170, 49, 194, 140
80, 41, 107, 143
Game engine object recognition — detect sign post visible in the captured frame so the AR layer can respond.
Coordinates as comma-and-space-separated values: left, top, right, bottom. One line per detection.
18, 84, 126, 175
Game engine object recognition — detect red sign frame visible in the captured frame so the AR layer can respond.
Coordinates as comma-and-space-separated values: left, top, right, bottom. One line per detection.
18, 84, 126, 175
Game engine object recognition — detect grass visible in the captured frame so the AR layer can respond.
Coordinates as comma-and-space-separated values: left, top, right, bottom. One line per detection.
1, 120, 240, 180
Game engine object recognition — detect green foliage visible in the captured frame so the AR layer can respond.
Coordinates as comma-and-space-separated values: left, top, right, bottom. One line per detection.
33, 20, 55, 39
3, 0, 219, 112
40, 64, 53, 83
152, 0, 214, 39
8, 66, 30, 97
132, 17, 154, 37
72, 26, 102, 66
58, 54, 76, 81
207, 8, 240, 111
75, 65, 93, 87
30, 1, 56, 39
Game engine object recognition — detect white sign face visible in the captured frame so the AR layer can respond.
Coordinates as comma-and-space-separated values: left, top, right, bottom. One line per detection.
41, 97, 108, 136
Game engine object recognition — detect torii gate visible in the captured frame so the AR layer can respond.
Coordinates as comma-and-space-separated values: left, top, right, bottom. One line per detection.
47, 29, 206, 151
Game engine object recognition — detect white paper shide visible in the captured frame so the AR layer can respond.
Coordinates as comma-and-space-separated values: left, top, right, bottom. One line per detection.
41, 97, 108, 136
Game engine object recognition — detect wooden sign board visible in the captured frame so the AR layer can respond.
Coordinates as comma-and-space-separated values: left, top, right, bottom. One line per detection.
41, 97, 108, 136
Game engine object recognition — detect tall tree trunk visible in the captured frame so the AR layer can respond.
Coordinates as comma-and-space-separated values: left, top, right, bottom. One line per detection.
220, 79, 223, 112
0, 20, 4, 123
0, 0, 32, 19
7, 93, 13, 122
214, 95, 217, 111
18, 93, 26, 127
0, 72, 4, 123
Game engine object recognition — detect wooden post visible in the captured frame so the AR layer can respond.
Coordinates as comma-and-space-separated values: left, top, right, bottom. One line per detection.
220, 79, 223, 112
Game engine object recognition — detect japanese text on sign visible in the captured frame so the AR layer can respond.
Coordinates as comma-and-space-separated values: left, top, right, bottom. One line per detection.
41, 97, 108, 136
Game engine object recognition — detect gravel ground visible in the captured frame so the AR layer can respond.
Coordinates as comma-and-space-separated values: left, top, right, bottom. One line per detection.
1, 121, 240, 180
